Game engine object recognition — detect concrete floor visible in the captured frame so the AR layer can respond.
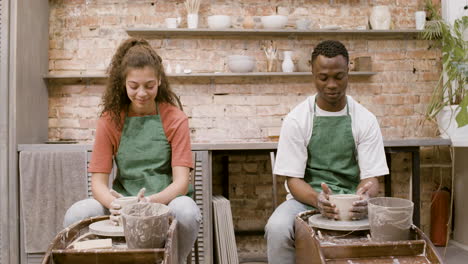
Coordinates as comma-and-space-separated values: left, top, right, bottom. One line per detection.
435, 240, 468, 264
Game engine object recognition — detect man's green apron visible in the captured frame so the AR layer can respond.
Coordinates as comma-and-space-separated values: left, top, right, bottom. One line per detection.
304, 99, 360, 208
112, 104, 192, 197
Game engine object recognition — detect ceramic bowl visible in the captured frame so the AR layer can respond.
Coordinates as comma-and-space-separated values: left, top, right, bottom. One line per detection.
227, 55, 255, 73
261, 15, 288, 29
207, 15, 232, 29
329, 194, 360, 221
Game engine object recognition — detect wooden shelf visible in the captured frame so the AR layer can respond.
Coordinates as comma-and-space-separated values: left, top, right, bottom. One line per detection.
43, 71, 377, 81
126, 28, 422, 38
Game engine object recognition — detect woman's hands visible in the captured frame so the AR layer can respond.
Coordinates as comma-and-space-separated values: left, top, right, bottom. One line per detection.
109, 188, 150, 225
109, 190, 124, 226
136, 187, 150, 203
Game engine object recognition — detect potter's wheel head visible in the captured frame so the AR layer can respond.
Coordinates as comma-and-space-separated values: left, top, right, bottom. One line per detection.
89, 219, 125, 237
308, 214, 370, 231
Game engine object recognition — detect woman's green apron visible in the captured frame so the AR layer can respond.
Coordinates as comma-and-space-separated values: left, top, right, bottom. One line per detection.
112, 104, 192, 197
303, 99, 360, 208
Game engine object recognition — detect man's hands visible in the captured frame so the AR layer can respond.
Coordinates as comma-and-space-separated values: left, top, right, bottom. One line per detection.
318, 182, 374, 221
350, 181, 373, 220
317, 183, 338, 220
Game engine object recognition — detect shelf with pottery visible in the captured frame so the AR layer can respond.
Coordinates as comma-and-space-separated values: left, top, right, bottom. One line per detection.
126, 28, 423, 38
43, 71, 377, 81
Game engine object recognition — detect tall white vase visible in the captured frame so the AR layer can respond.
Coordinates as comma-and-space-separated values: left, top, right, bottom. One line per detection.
370, 6, 391, 30
187, 13, 199, 29
282, 51, 294, 72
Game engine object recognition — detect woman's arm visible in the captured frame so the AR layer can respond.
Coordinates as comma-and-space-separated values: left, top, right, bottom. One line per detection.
146, 166, 190, 205
91, 172, 116, 209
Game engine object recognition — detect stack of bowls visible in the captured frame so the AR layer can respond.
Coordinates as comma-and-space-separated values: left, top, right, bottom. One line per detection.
227, 55, 256, 73
207, 15, 232, 29
261, 15, 288, 29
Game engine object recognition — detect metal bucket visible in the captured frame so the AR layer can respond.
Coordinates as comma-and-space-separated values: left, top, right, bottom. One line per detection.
368, 197, 414, 242
121, 203, 172, 249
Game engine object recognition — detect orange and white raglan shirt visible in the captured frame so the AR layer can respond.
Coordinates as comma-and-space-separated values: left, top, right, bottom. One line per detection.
89, 103, 193, 174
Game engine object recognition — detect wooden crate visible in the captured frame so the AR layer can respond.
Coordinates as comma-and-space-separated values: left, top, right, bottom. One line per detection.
41, 215, 178, 264
295, 210, 444, 264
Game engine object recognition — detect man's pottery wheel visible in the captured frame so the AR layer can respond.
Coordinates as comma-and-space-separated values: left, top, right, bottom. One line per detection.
308, 214, 370, 231
89, 220, 124, 237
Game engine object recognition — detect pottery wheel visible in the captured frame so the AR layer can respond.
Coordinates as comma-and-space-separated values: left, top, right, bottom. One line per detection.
89, 220, 124, 237
308, 214, 370, 231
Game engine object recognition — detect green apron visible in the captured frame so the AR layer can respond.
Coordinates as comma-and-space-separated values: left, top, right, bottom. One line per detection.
112, 104, 192, 197
304, 98, 360, 207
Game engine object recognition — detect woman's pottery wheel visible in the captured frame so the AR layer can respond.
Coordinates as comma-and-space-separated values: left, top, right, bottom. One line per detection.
89, 220, 124, 237
308, 214, 370, 231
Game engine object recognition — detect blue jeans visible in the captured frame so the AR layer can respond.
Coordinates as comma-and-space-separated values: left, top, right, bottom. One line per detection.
265, 199, 310, 264
63, 196, 201, 262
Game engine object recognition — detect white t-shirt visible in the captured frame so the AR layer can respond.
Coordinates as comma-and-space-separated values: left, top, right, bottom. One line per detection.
274, 95, 389, 199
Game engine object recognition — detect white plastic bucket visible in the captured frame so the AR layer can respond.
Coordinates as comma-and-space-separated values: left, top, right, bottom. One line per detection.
368, 197, 414, 242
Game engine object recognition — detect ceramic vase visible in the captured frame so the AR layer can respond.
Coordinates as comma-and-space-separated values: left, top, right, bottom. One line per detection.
415, 11, 426, 30
187, 13, 198, 29
369, 6, 391, 30
282, 51, 294, 72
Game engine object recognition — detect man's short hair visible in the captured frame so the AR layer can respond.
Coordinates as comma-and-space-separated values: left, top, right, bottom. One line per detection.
311, 40, 349, 65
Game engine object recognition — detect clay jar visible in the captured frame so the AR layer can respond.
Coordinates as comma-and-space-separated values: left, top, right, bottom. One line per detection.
329, 194, 360, 221
114, 196, 138, 225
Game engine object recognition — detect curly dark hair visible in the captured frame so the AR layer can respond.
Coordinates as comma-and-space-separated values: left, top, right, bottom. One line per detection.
311, 40, 349, 66
101, 38, 182, 128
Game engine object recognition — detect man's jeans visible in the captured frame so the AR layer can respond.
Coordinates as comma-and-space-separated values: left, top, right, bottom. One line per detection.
265, 199, 310, 264
64, 196, 201, 262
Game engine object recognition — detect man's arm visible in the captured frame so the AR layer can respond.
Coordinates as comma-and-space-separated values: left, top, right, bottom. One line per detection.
287, 177, 320, 207
356, 177, 379, 198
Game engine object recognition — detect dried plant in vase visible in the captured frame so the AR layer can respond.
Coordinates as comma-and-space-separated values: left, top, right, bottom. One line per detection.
262, 40, 278, 72
184, 0, 201, 29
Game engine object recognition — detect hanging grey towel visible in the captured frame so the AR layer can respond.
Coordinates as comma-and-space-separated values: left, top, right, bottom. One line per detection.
20, 151, 88, 253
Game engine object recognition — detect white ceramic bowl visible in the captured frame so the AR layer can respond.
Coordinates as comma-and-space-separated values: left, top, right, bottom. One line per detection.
207, 15, 232, 29
227, 55, 255, 73
261, 15, 288, 29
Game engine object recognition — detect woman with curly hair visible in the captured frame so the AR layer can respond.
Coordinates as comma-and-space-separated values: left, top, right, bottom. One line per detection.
63, 38, 200, 261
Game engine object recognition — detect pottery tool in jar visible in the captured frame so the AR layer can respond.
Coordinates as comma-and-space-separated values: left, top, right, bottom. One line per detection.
262, 40, 278, 72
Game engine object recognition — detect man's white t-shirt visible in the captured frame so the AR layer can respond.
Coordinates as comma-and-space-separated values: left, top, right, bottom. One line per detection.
273, 95, 389, 200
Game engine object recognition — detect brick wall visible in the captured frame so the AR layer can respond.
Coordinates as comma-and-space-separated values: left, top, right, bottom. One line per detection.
48, 0, 440, 142
47, 0, 450, 256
